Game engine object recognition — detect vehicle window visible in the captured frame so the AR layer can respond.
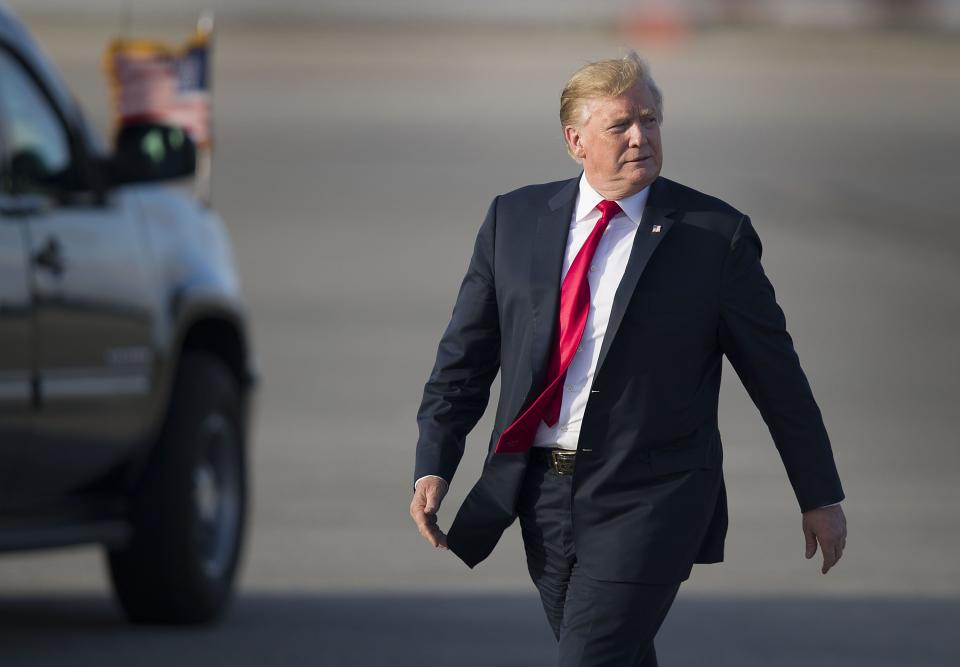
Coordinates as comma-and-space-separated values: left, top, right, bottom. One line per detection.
0, 48, 73, 196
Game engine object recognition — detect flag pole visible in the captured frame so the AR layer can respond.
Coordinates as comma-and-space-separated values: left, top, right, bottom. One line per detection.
195, 9, 215, 206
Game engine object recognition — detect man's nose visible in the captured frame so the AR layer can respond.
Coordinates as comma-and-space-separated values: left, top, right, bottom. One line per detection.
627, 123, 644, 146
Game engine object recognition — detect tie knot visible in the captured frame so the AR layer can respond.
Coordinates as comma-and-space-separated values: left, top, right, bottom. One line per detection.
596, 199, 622, 222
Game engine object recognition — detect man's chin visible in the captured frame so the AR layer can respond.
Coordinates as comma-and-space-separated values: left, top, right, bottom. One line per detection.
621, 165, 659, 190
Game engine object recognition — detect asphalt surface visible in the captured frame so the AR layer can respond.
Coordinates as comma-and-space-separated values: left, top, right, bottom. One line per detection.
1, 18, 959, 666
1, 593, 958, 666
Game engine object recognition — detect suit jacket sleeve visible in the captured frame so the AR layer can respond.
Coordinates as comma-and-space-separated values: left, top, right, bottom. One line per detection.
718, 215, 845, 512
414, 197, 501, 488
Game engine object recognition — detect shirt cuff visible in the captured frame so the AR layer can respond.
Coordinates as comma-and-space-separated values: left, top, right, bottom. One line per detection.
414, 474, 449, 492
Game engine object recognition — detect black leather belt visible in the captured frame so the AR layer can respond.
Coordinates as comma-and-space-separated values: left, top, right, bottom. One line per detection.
531, 447, 576, 475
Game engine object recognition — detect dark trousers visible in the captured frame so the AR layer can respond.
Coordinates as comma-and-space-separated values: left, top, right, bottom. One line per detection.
518, 448, 681, 667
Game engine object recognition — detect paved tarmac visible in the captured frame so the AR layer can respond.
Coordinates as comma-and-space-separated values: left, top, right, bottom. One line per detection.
1, 593, 958, 666
1, 17, 959, 666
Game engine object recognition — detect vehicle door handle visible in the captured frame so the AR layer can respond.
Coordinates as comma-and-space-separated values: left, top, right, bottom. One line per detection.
33, 237, 65, 275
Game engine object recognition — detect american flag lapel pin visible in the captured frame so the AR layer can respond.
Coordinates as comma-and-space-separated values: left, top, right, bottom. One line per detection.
652, 225, 662, 233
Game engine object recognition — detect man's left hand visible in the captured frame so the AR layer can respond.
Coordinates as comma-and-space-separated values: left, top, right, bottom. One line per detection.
802, 504, 847, 574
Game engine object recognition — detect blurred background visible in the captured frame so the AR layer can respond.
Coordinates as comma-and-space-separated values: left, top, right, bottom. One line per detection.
2, 0, 959, 665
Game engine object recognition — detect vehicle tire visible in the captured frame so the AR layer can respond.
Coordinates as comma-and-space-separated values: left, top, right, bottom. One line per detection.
107, 351, 247, 625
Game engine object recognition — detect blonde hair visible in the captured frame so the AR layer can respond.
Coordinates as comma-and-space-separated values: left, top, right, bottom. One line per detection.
559, 52, 663, 158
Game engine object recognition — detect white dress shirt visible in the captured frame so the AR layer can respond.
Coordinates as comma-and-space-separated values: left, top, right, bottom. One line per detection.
530, 173, 648, 450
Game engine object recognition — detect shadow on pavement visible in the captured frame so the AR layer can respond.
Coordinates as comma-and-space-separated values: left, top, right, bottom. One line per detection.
0, 592, 956, 666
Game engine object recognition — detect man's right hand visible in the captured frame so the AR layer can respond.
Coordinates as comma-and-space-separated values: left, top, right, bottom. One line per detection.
410, 476, 449, 549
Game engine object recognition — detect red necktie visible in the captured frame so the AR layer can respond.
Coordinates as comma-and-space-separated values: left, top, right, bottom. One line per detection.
495, 199, 622, 454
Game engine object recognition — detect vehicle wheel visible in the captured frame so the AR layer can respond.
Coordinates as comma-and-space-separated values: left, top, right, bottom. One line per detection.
107, 352, 247, 624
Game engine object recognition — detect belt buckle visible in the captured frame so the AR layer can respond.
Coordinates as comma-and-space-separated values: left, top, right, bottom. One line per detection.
550, 449, 576, 476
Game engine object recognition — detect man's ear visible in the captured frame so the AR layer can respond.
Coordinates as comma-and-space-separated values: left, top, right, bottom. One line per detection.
564, 125, 586, 161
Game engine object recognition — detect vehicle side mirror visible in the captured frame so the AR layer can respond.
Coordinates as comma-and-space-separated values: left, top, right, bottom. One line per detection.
107, 123, 196, 186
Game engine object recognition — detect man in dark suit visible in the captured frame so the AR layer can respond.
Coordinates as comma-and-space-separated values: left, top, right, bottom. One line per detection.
410, 53, 846, 666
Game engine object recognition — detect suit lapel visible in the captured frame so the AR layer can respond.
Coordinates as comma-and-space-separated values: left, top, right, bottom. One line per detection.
529, 177, 579, 386
594, 177, 679, 374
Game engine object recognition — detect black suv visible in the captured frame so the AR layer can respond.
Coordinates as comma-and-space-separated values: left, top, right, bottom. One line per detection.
0, 6, 256, 624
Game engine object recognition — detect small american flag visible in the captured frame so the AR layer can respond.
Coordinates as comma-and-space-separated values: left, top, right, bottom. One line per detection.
105, 30, 212, 147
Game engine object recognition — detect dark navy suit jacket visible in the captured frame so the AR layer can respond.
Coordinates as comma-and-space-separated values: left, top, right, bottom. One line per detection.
414, 174, 844, 583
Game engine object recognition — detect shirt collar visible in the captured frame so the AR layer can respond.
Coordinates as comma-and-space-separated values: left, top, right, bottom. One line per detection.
574, 172, 650, 226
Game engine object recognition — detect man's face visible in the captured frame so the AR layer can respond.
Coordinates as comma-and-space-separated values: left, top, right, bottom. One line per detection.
564, 83, 663, 199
